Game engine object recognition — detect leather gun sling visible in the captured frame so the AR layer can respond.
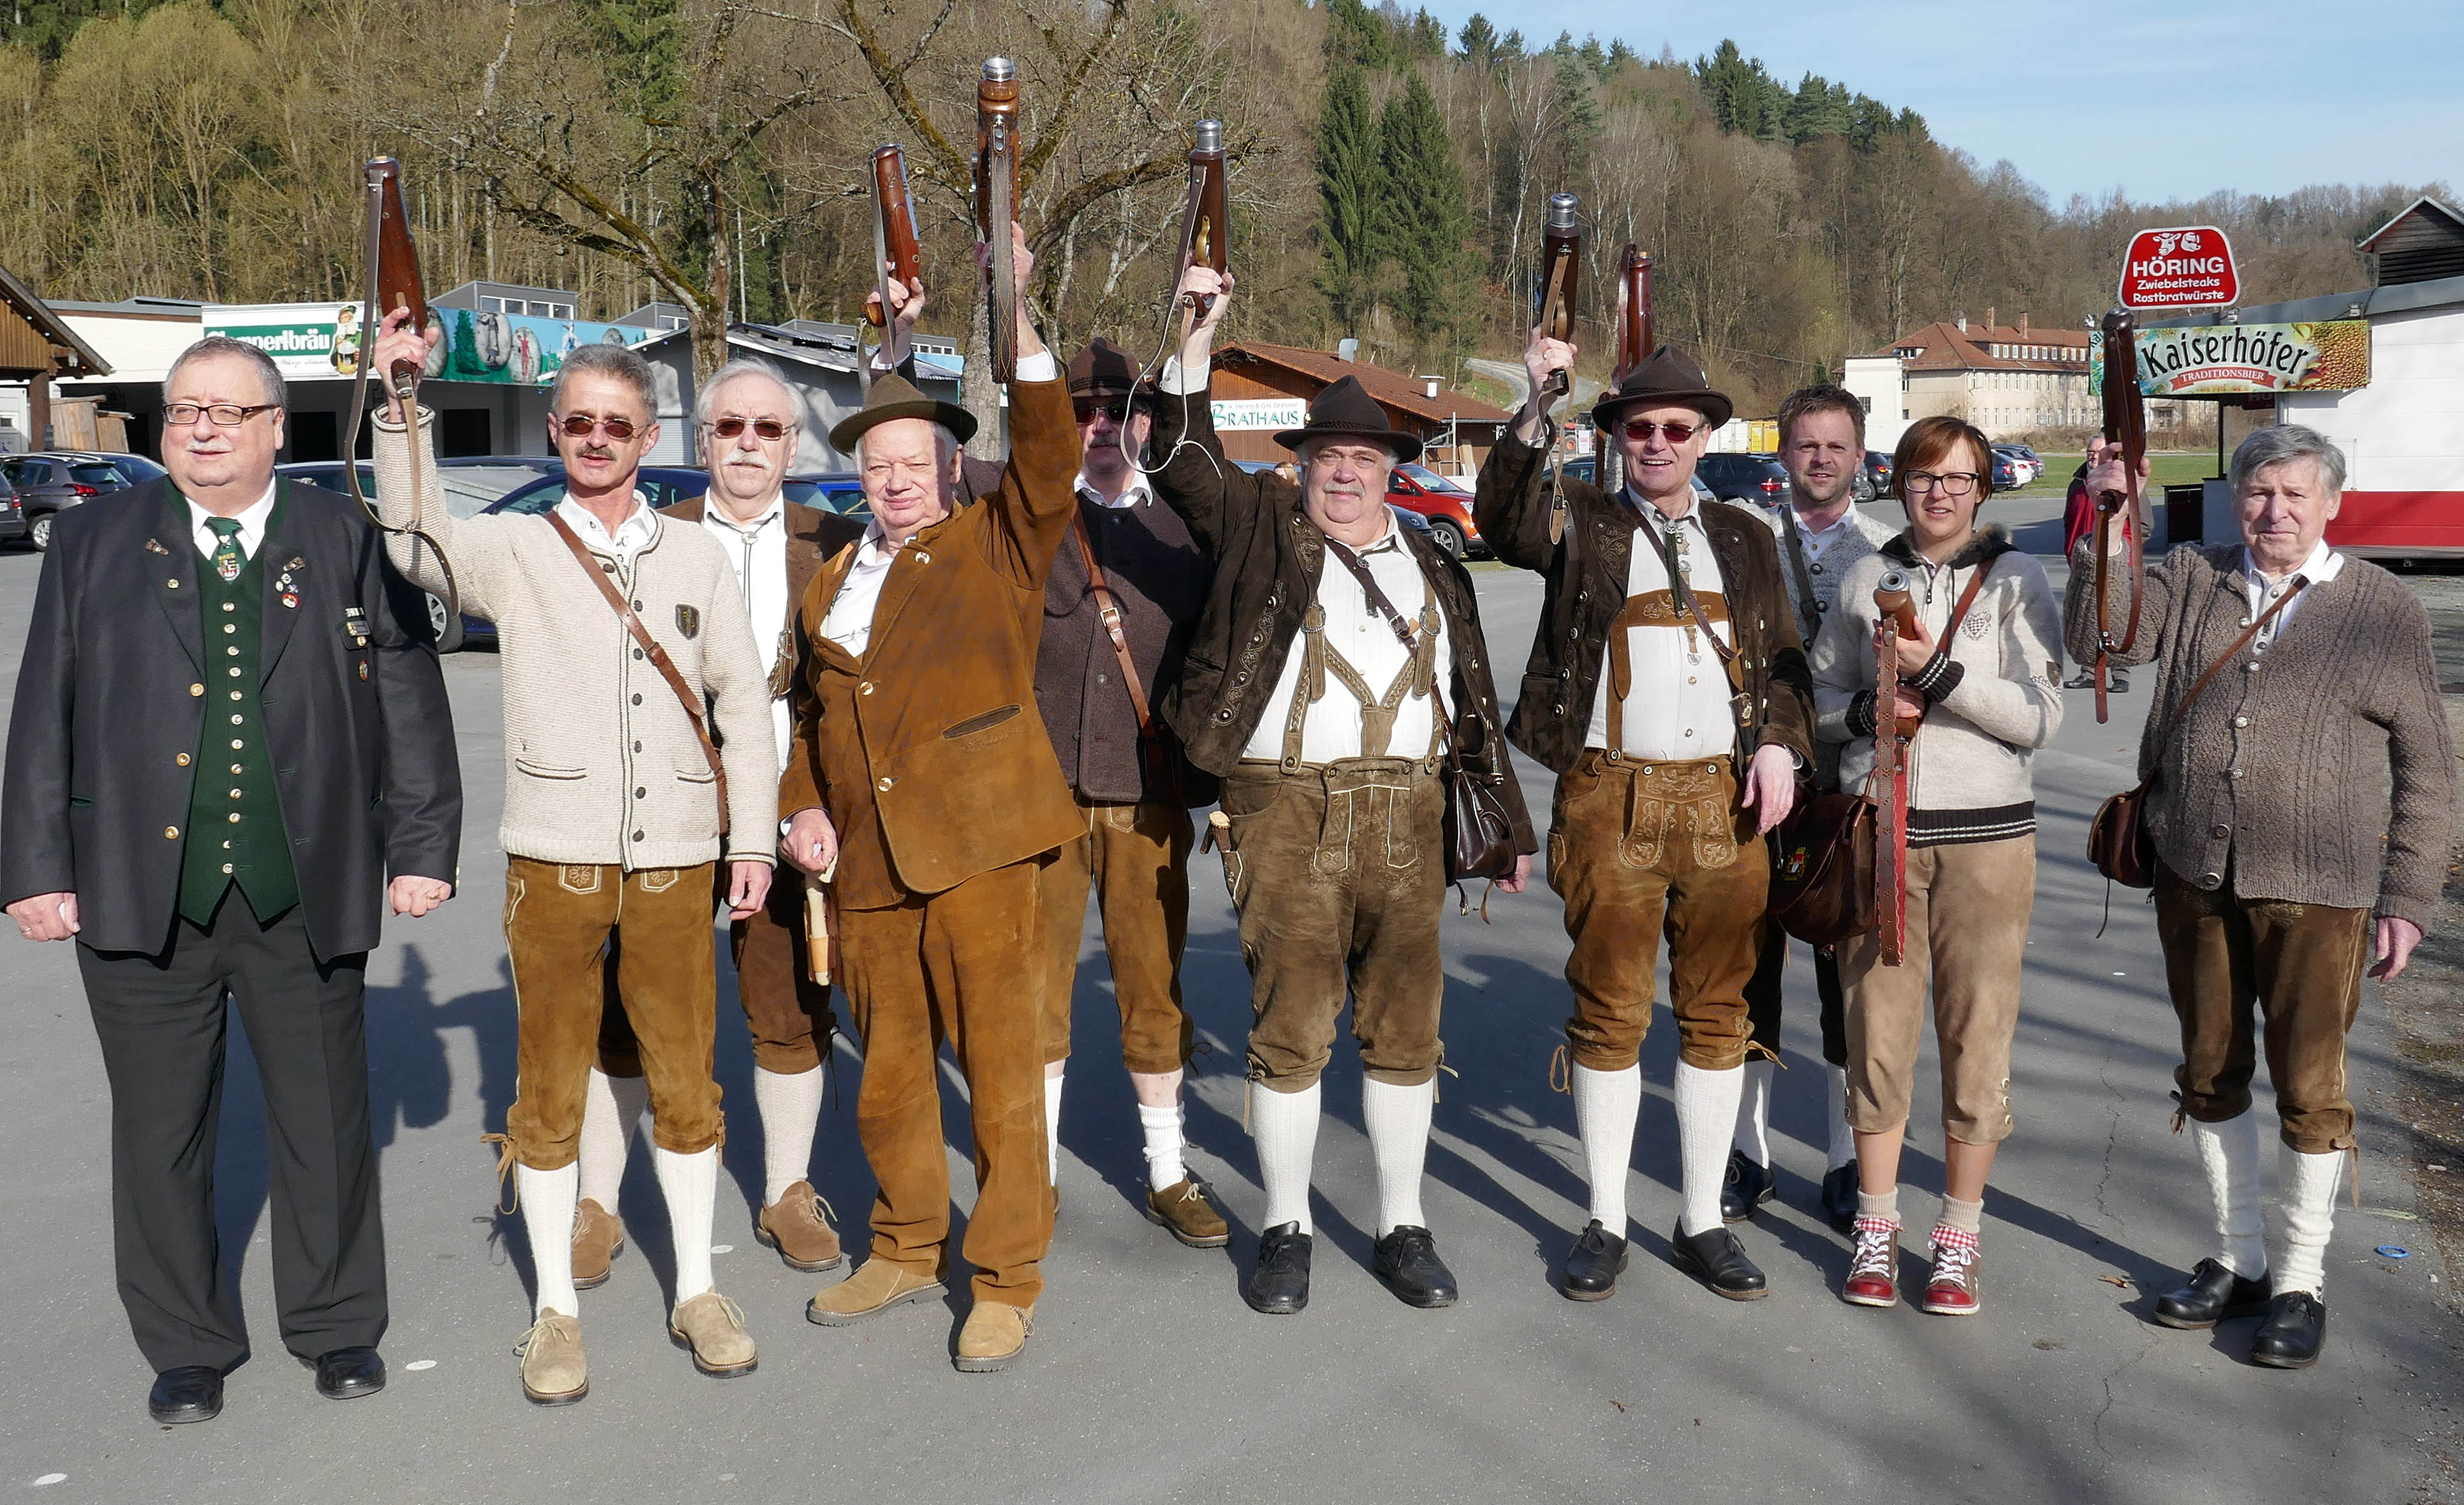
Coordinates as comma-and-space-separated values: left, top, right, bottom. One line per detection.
1070, 509, 1162, 740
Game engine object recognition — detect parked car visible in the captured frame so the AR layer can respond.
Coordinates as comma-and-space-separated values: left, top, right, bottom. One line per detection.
1384, 463, 1485, 558
1988, 450, 2021, 492
1991, 444, 2042, 487
1555, 455, 1719, 506
275, 461, 523, 647
1857, 449, 1893, 502
1693, 452, 1789, 504
6, 451, 168, 549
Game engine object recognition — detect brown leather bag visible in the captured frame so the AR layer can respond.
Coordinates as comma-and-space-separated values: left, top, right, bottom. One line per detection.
1768, 791, 1875, 946
546, 510, 731, 833
2088, 576, 2308, 888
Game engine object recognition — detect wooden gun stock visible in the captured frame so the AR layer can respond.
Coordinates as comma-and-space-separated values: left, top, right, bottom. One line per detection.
1597, 245, 1652, 480
366, 158, 428, 404
1179, 119, 1228, 317
975, 58, 1022, 382
2092, 309, 2150, 723
865, 145, 922, 330
1871, 570, 1916, 965
1535, 193, 1580, 402
1873, 570, 1924, 738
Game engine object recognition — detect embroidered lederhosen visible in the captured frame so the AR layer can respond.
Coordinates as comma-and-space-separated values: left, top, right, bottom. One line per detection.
1599, 587, 1746, 872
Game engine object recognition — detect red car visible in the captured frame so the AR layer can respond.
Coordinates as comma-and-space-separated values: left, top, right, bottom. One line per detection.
1384, 463, 1485, 558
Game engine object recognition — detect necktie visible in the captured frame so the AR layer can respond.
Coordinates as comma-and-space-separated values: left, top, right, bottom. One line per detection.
206, 516, 244, 584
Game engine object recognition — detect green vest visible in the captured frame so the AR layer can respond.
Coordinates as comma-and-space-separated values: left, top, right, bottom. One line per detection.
177, 503, 300, 927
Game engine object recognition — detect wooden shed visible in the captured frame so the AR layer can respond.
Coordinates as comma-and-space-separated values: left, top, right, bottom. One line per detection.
1206, 341, 1512, 478
0, 261, 112, 449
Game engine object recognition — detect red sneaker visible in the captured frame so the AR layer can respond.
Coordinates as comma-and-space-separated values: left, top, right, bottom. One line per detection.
1841, 1217, 1899, 1307
1921, 1225, 1982, 1315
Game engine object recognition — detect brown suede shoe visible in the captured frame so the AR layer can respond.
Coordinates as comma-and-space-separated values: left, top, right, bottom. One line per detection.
669, 1291, 758, 1376
570, 1199, 624, 1291
953, 1300, 1033, 1372
805, 1259, 946, 1326
756, 1182, 844, 1273
516, 1310, 587, 1406
1142, 1178, 1231, 1248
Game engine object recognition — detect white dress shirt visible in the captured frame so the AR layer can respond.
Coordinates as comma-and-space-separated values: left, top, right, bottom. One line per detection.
1587, 494, 1738, 761
1076, 471, 1154, 511
554, 492, 657, 565
2243, 536, 2343, 650
187, 480, 279, 561
819, 532, 900, 659
1242, 510, 1453, 765
701, 493, 793, 765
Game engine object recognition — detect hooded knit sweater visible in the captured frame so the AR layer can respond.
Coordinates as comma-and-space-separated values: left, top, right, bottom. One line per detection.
369, 409, 778, 869
1812, 525, 2065, 845
2065, 538, 2454, 926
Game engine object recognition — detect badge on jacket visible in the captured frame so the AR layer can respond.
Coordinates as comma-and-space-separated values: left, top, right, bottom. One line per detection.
675, 604, 701, 640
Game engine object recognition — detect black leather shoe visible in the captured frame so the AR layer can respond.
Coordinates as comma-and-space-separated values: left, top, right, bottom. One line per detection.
1720, 1150, 1776, 1224
1670, 1223, 1769, 1300
1819, 1162, 1860, 1230
2109, 673, 2130, 693
314, 1346, 386, 1400
1560, 1219, 1630, 1301
1245, 1222, 1312, 1315
2250, 1291, 2327, 1369
1372, 1225, 1459, 1309
2153, 1258, 2272, 1330
148, 1365, 223, 1425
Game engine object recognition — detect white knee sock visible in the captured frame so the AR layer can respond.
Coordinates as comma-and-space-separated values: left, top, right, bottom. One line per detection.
1043, 1071, 1066, 1187
2192, 1112, 2266, 1278
1250, 1080, 1321, 1235
2274, 1141, 2344, 1299
1675, 1062, 1746, 1238
1571, 1063, 1643, 1234
577, 1069, 648, 1212
1362, 1077, 1435, 1237
1825, 1064, 1856, 1171
1139, 1101, 1188, 1193
1733, 1058, 1775, 1166
518, 1160, 581, 1318
654, 1144, 721, 1306
753, 1066, 826, 1207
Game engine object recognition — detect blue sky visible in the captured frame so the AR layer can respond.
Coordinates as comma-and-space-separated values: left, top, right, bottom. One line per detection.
1418, 0, 2461, 207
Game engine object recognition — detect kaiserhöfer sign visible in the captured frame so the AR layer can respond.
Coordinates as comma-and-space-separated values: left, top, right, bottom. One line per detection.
2118, 226, 2240, 310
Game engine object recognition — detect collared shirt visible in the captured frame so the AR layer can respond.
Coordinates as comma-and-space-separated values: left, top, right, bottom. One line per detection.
1587, 490, 1738, 761
701, 492, 793, 766
1075, 470, 1154, 511
2243, 537, 2344, 650
554, 491, 657, 565
187, 479, 279, 561
1793, 504, 1859, 566
1241, 510, 1453, 765
819, 530, 901, 659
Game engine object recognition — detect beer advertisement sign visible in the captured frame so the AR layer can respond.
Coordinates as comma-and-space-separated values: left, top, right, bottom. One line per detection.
2118, 226, 2240, 310
2092, 321, 2371, 397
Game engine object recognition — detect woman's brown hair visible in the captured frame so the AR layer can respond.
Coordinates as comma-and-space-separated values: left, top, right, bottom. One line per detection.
1889, 415, 1995, 504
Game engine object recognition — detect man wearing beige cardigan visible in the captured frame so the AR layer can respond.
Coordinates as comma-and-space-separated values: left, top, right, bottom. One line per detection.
367, 315, 779, 1404
2071, 423, 2453, 1370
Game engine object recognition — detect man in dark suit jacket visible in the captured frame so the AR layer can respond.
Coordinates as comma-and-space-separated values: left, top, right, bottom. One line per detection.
578, 357, 865, 1285
1, 336, 461, 1425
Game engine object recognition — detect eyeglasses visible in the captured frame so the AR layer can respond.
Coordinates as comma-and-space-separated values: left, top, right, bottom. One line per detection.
166, 402, 280, 429
707, 416, 792, 440
557, 413, 640, 441
1073, 400, 1132, 425
1903, 470, 1981, 497
1620, 418, 1699, 443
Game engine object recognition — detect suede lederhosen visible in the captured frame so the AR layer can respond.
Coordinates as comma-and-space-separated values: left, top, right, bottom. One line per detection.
1221, 580, 1450, 1092
1549, 584, 1767, 1073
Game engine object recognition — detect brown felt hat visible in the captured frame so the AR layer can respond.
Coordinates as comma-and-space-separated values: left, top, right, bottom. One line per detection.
828, 371, 977, 453
1587, 346, 1733, 432
1272, 375, 1422, 464
1067, 337, 1149, 402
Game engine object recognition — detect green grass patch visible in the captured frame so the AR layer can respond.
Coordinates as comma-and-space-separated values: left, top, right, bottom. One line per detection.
2009, 453, 2222, 497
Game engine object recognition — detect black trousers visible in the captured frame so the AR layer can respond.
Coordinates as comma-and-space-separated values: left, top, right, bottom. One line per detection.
78, 898, 385, 1373
1743, 917, 1847, 1068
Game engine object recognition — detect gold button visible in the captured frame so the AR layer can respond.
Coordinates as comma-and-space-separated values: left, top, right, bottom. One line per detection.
163, 826, 180, 839
229, 691, 242, 701
231, 764, 242, 774
230, 789, 243, 799
175, 753, 191, 767
166, 579, 179, 589
189, 683, 204, 696
223, 624, 236, 635
221, 863, 233, 875
228, 813, 241, 823
221, 602, 235, 612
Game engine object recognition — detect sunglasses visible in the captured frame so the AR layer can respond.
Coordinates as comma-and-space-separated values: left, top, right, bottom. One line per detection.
1620, 418, 1699, 443
556, 413, 639, 441
1073, 400, 1132, 425
707, 416, 793, 440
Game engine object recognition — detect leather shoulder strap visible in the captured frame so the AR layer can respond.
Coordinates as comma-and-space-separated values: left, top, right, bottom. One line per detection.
2144, 576, 2308, 767
546, 510, 730, 830
1636, 511, 1739, 666
1946, 553, 1997, 636
1069, 508, 1156, 737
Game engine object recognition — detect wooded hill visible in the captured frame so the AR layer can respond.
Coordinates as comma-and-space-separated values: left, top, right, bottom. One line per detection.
0, 0, 2440, 411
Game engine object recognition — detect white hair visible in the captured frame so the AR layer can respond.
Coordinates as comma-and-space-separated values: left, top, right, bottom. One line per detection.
694, 357, 807, 430
2231, 423, 2347, 497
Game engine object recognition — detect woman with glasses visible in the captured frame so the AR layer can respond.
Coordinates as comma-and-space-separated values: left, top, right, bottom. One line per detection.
1810, 414, 2064, 1316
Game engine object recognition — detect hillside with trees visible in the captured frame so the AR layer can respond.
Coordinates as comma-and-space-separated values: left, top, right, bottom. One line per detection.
0, 0, 2440, 411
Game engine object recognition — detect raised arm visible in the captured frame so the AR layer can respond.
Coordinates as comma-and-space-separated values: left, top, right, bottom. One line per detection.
970, 224, 1078, 587
1146, 264, 1279, 557
2061, 438, 2170, 670
1474, 324, 1579, 574
366, 307, 513, 618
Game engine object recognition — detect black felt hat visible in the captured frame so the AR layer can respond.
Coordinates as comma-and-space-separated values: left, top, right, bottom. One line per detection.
1272, 375, 1423, 464
828, 371, 978, 453
1587, 346, 1734, 432
1067, 337, 1150, 402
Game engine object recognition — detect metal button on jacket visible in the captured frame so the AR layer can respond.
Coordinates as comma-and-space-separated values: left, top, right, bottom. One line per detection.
190, 683, 204, 697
